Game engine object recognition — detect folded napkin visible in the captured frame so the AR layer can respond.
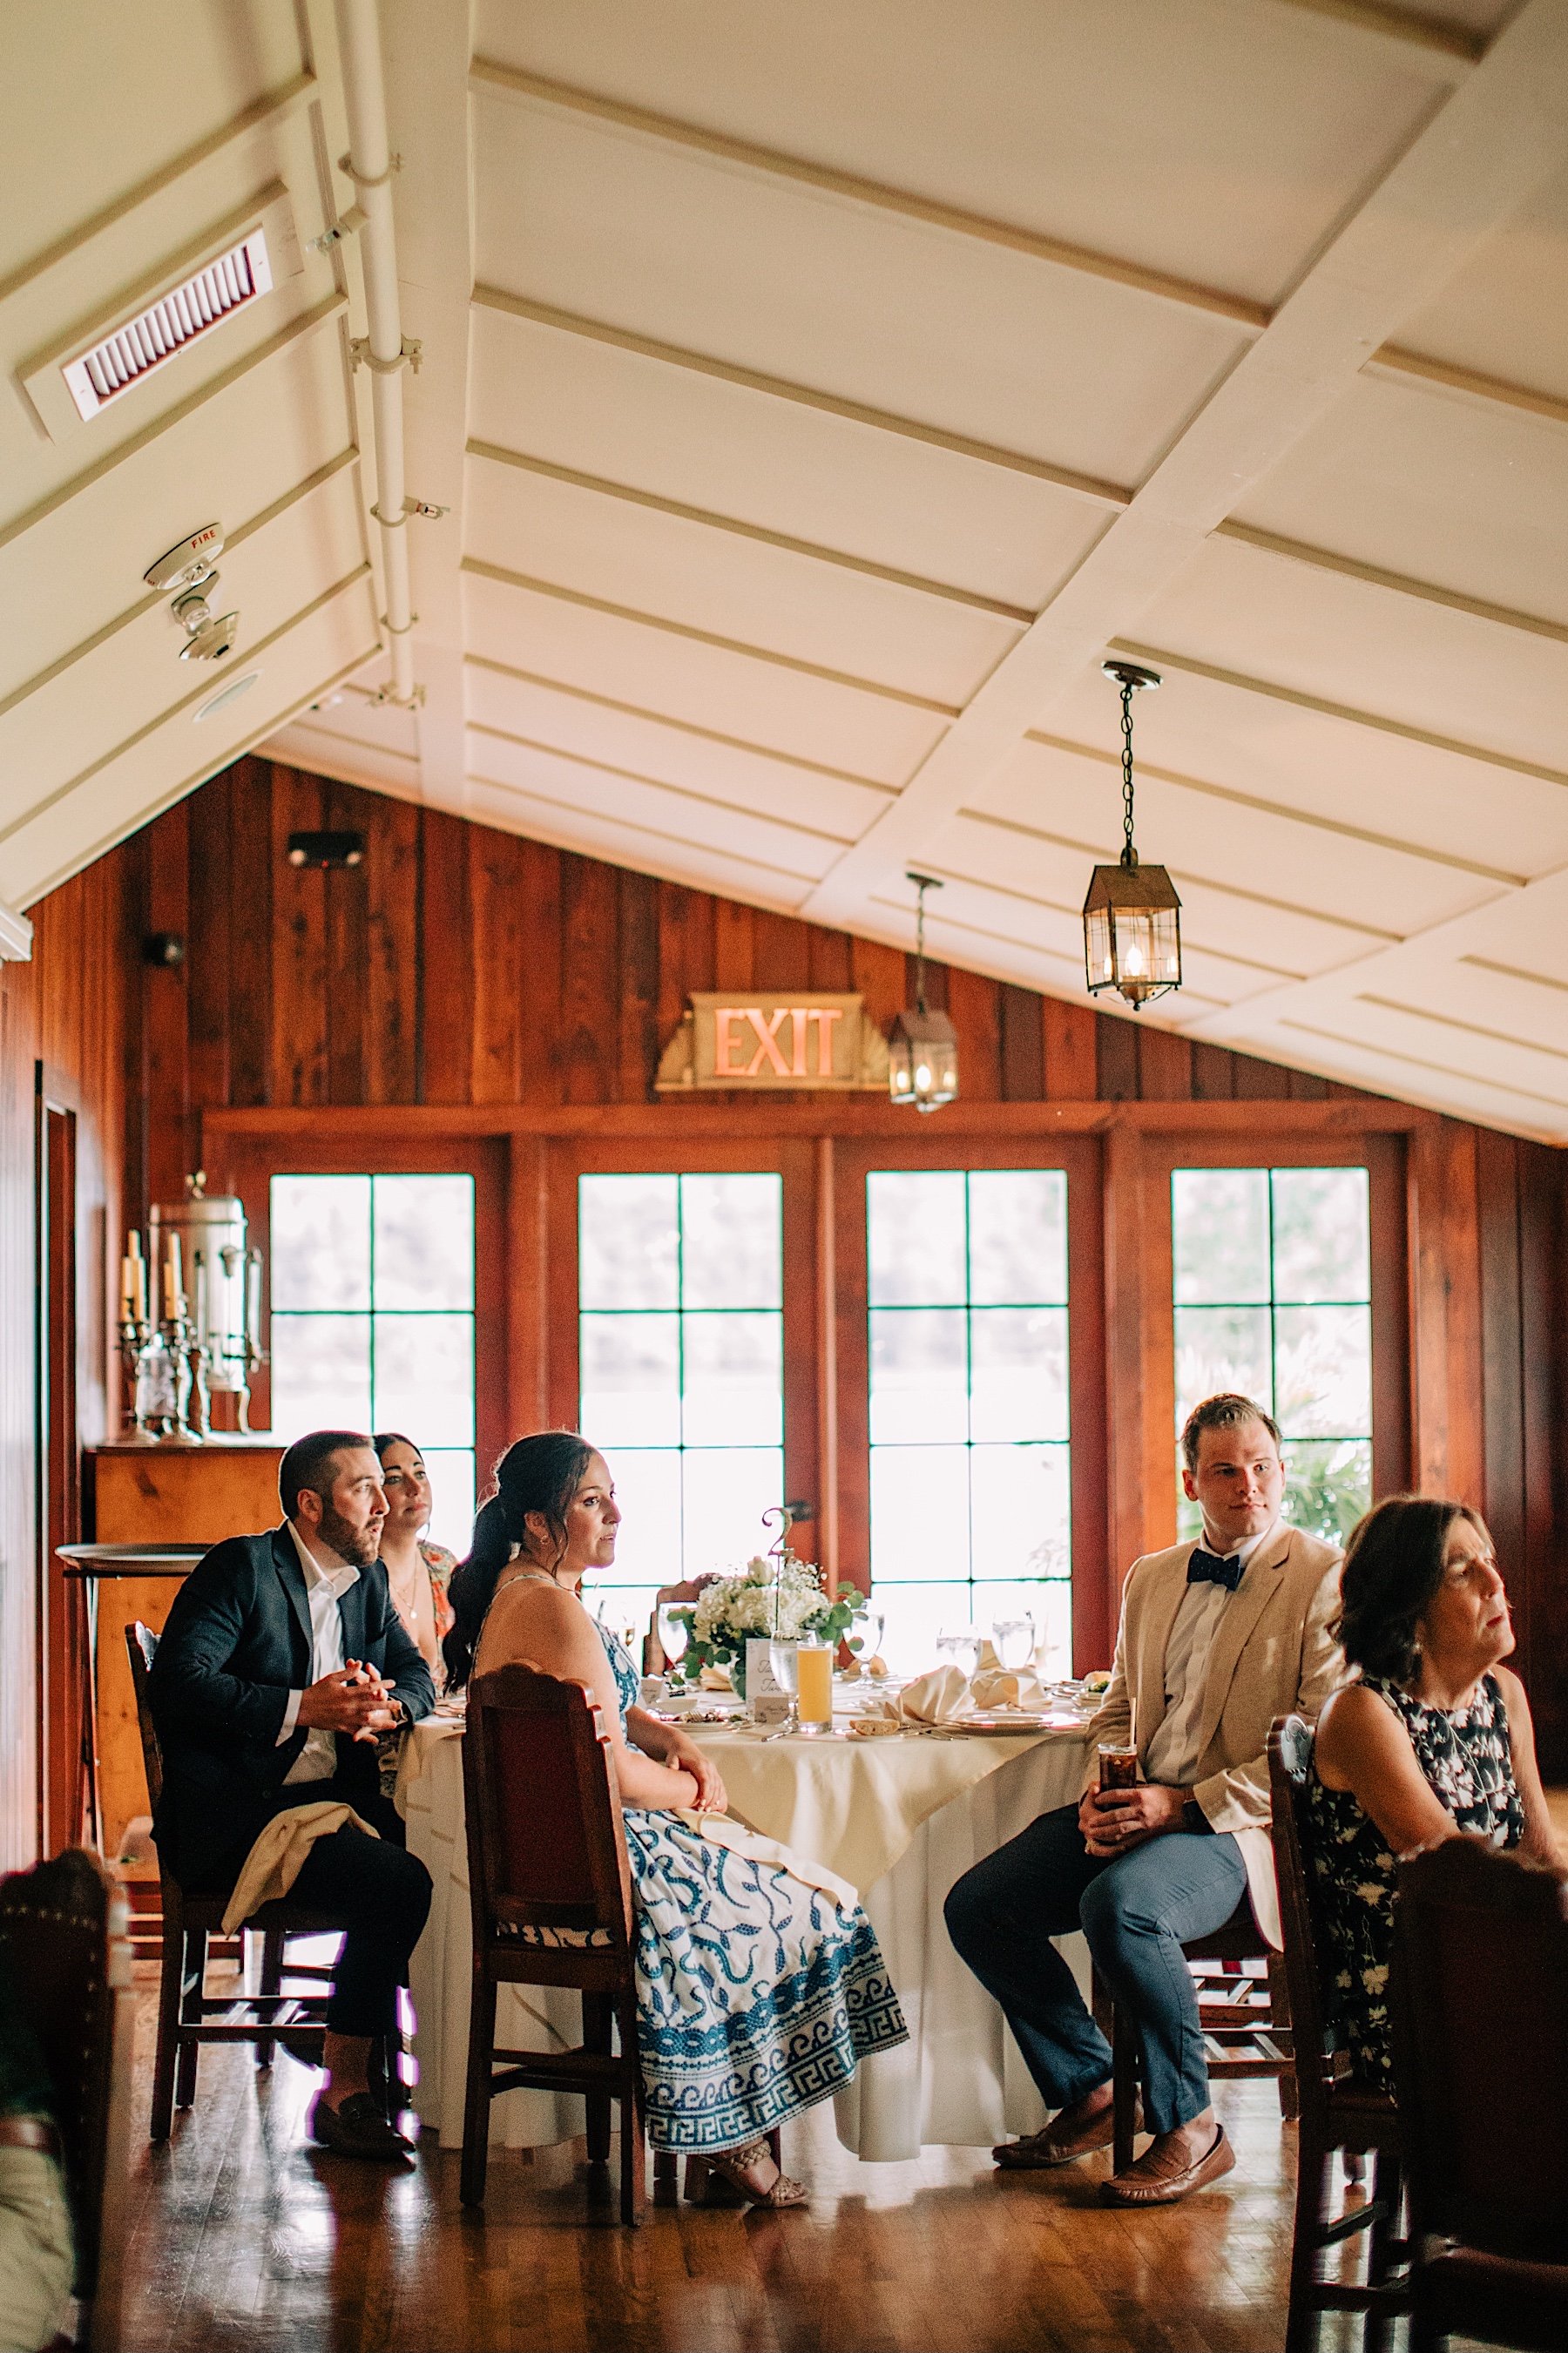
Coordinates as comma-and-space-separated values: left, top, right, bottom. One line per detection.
896, 1664, 972, 1726
221, 1801, 379, 1934
970, 1665, 1047, 1713
698, 1664, 735, 1694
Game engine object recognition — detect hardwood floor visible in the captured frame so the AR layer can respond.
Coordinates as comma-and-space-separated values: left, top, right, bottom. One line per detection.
116, 1965, 1472, 2353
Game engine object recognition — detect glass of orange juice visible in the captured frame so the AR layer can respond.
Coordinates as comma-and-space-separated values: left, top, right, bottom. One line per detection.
795, 1638, 834, 1733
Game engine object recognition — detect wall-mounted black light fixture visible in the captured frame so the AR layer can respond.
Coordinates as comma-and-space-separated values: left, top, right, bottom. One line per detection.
287, 830, 366, 870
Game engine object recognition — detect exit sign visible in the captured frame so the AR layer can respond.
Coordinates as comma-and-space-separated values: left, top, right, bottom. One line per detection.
657, 992, 891, 1092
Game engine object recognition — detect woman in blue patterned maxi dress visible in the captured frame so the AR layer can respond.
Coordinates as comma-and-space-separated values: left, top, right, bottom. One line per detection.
447, 1431, 909, 2204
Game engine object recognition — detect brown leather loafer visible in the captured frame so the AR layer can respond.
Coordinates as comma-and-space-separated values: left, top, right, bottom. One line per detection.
1099, 2121, 1234, 2205
309, 2091, 415, 2162
994, 2099, 1139, 2170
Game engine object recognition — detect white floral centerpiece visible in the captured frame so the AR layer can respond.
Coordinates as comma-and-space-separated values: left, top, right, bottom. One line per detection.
679, 1554, 866, 1695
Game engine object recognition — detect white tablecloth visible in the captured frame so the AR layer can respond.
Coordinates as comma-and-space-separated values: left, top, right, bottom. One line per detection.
399, 1717, 1091, 2159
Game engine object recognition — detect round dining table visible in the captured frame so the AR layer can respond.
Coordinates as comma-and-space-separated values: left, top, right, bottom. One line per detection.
398, 1703, 1093, 2160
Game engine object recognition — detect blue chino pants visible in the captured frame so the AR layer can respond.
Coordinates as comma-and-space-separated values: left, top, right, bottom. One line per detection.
944, 1801, 1248, 2135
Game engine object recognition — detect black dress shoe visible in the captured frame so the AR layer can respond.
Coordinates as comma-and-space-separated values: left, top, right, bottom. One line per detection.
309, 2091, 415, 2161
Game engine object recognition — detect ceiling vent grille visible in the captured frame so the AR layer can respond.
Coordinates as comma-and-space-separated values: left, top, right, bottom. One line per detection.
61, 229, 274, 422
20, 186, 300, 444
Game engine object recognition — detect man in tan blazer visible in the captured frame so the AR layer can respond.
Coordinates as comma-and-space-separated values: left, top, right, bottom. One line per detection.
946, 1392, 1344, 2208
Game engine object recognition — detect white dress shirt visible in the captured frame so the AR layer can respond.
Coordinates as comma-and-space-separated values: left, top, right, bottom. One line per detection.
1143, 1517, 1280, 1789
276, 1519, 362, 1784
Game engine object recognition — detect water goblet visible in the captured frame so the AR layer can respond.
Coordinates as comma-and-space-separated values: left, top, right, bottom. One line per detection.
936, 1625, 982, 1680
992, 1613, 1036, 1673
657, 1604, 690, 1679
768, 1637, 801, 1732
852, 1605, 886, 1668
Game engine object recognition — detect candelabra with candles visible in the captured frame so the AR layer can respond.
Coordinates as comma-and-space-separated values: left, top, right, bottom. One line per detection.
118, 1176, 264, 1441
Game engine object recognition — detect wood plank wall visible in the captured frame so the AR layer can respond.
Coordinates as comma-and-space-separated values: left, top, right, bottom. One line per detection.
1, 750, 1564, 1869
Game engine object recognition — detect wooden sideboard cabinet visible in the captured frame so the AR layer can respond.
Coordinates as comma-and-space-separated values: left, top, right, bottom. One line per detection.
83, 1442, 285, 1859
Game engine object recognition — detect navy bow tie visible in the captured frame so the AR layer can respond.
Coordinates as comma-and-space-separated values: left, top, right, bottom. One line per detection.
1187, 1545, 1246, 1593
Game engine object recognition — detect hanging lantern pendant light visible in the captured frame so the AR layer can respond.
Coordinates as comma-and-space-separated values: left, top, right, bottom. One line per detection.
1082, 660, 1182, 1009
889, 873, 960, 1112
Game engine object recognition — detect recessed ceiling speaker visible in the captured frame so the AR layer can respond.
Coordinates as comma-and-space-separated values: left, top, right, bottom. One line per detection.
193, 670, 261, 722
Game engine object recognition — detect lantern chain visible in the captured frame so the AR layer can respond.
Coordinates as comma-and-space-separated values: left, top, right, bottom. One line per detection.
1119, 675, 1139, 872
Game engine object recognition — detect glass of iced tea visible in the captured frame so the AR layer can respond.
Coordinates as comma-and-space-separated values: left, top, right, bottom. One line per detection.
1098, 1742, 1139, 1791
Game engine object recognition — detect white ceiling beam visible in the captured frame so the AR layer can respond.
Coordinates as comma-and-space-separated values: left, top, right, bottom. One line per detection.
463, 650, 898, 798
471, 287, 1132, 510
461, 556, 963, 716
1212, 518, 1568, 651
1107, 636, 1568, 797
1367, 343, 1568, 433
0, 70, 319, 312
1259, 0, 1485, 71
799, 0, 1568, 929
465, 439, 1036, 624
986, 734, 1527, 886
0, 902, 33, 961
380, 0, 476, 811
470, 60, 1272, 335
1177, 857, 1568, 1045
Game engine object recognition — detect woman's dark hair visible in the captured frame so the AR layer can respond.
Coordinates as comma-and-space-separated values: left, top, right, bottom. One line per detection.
444, 1431, 597, 1687
1335, 1495, 1490, 1683
373, 1431, 419, 1464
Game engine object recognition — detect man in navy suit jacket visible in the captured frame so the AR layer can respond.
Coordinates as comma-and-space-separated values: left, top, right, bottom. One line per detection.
150, 1430, 436, 2160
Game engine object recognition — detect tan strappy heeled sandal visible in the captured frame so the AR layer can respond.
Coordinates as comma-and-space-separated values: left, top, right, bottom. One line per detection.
700, 2139, 808, 2208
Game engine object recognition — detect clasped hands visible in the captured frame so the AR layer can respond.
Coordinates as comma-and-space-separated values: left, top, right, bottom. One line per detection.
296, 1658, 404, 1743
1078, 1780, 1189, 1857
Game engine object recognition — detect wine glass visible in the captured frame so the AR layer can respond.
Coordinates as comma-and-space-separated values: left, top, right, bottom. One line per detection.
768, 1637, 801, 1731
852, 1605, 886, 1667
657, 1604, 690, 1679
992, 1613, 1036, 1673
936, 1625, 982, 1679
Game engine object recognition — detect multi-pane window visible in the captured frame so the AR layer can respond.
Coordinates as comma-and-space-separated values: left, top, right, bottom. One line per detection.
1172, 1166, 1372, 1545
866, 1170, 1071, 1674
269, 1173, 476, 1553
578, 1173, 785, 1630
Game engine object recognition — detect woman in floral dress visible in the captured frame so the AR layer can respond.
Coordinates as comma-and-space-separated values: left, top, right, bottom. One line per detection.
447, 1431, 909, 2202
1308, 1495, 1561, 2090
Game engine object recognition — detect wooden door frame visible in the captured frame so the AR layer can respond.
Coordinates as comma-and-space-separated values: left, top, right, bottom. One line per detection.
36, 1065, 82, 1855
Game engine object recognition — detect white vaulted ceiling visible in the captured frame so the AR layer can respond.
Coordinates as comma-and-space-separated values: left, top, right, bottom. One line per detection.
7, 2, 1568, 1139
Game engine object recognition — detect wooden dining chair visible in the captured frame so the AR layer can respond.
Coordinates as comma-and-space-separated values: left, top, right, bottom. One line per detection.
460, 1661, 650, 2221
125, 1621, 351, 2138
1099, 1900, 1296, 2173
1269, 1714, 1409, 2353
1392, 1837, 1568, 2352
0, 1847, 134, 2353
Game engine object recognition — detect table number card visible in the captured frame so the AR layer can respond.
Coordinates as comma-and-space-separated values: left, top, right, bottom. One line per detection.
745, 1639, 786, 1701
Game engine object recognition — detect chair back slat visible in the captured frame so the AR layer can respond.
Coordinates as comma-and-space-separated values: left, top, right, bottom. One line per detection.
125, 1619, 164, 1816
1394, 1839, 1568, 2263
1267, 1714, 1339, 2133
463, 1665, 634, 1946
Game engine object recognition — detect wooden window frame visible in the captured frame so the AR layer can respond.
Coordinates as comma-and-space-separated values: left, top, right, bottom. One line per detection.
217, 1132, 511, 1491
543, 1136, 822, 1571
830, 1133, 1107, 1667
1136, 1130, 1410, 1545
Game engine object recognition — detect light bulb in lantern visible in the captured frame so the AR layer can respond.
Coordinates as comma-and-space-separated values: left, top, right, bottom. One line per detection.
1125, 940, 1145, 977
